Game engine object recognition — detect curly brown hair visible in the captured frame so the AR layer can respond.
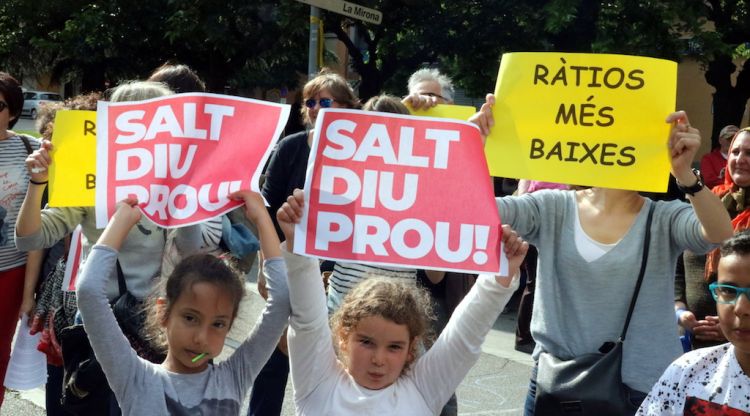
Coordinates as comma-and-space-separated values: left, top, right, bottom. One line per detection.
36, 92, 101, 141
143, 254, 245, 353
330, 277, 435, 372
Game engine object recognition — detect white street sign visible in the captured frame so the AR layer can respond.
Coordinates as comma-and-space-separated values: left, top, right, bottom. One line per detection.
297, 0, 382, 25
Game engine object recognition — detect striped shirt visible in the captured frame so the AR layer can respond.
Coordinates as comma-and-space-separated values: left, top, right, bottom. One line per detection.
1, 134, 40, 270
327, 262, 417, 313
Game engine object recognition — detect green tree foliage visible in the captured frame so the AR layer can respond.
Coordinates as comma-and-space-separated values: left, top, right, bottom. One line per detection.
2, 0, 747, 135
0, 1, 308, 93
542, 0, 747, 145
162, 1, 308, 91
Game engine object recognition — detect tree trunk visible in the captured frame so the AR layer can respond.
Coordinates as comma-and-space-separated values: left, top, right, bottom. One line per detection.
705, 56, 750, 148
81, 64, 106, 93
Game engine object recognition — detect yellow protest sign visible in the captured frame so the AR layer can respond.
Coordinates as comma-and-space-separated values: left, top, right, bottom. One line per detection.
408, 104, 476, 121
485, 52, 676, 192
49, 110, 97, 206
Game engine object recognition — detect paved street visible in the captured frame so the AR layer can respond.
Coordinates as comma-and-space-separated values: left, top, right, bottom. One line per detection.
1, 274, 532, 416
2, 213, 533, 416
13, 117, 36, 133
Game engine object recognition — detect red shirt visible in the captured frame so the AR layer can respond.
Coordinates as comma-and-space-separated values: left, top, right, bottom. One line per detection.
700, 149, 726, 189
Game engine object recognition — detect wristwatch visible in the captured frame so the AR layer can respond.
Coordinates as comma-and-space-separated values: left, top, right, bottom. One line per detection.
676, 168, 704, 196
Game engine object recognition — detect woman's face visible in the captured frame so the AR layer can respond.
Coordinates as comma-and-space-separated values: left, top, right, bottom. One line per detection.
728, 132, 750, 187
305, 88, 344, 124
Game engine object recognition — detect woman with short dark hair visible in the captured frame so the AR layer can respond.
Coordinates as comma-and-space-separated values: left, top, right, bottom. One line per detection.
0, 71, 43, 408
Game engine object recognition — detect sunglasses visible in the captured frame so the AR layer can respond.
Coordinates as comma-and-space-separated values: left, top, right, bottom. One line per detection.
0, 101, 7, 112
305, 98, 335, 109
420, 92, 447, 101
709, 282, 750, 305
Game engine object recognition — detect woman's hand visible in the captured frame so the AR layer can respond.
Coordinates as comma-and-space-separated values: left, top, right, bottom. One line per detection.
691, 315, 726, 342
469, 93, 495, 141
25, 139, 53, 183
277, 189, 305, 247
18, 295, 36, 322
402, 93, 440, 111
666, 111, 701, 183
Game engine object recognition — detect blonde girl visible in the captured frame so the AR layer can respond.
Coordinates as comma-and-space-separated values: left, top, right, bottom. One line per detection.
75, 191, 288, 415
278, 189, 528, 415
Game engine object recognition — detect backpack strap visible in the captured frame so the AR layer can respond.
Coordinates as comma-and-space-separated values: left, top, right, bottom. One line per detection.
116, 260, 127, 296
619, 201, 656, 342
19, 134, 34, 155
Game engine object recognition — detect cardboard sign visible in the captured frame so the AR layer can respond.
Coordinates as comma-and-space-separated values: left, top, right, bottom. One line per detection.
485, 52, 677, 192
95, 93, 290, 228
408, 104, 476, 121
61, 225, 82, 292
49, 111, 97, 207
295, 109, 506, 274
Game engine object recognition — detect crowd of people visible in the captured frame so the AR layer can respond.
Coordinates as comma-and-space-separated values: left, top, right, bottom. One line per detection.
0, 61, 749, 416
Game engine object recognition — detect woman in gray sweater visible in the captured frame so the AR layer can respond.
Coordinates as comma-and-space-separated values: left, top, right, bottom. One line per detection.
472, 97, 733, 414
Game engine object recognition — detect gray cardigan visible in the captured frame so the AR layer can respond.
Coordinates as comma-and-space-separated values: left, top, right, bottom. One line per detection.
497, 190, 715, 392
15, 206, 215, 300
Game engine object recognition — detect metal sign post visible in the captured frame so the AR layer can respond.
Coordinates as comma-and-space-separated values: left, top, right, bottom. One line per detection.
308, 6, 321, 78
298, 0, 383, 80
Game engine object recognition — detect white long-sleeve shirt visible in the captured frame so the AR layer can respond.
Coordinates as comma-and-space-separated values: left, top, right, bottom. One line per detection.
284, 248, 518, 415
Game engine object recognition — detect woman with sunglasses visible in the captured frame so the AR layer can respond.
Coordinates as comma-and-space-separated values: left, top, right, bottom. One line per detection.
261, 69, 359, 239
0, 72, 44, 409
677, 127, 750, 350
251, 69, 359, 416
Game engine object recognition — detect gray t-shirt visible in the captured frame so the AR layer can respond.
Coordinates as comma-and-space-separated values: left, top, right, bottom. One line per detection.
497, 190, 715, 392
76, 245, 289, 415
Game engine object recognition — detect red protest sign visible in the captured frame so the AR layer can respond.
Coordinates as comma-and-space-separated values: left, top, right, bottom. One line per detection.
95, 93, 290, 228
294, 109, 504, 274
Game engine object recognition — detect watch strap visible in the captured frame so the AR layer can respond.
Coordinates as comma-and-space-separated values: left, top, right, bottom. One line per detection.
676, 168, 704, 196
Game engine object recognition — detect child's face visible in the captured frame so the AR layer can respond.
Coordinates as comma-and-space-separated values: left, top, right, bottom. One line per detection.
717, 253, 750, 369
340, 315, 414, 390
161, 281, 235, 374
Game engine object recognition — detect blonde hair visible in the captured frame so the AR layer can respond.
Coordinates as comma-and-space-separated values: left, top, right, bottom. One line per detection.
110, 81, 172, 102
331, 277, 435, 372
301, 69, 359, 125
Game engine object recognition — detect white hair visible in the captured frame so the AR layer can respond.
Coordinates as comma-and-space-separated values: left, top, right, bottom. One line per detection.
407, 68, 454, 103
110, 81, 173, 103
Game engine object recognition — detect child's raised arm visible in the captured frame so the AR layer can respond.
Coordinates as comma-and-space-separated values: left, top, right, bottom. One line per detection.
496, 224, 529, 287
98, 197, 142, 249
275, 188, 304, 248
229, 190, 281, 259
75, 198, 146, 408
